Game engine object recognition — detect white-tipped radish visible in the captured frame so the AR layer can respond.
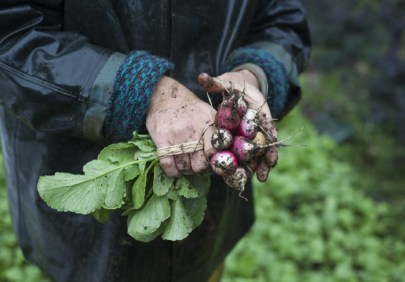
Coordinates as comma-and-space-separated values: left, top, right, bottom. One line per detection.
236, 95, 248, 117
231, 135, 280, 162
231, 127, 307, 162
238, 109, 259, 139
211, 129, 233, 151
223, 166, 248, 200
210, 151, 238, 176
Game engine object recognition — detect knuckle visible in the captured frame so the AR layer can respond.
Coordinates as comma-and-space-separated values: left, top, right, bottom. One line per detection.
191, 157, 210, 175
172, 125, 184, 139
193, 163, 209, 174
160, 158, 173, 168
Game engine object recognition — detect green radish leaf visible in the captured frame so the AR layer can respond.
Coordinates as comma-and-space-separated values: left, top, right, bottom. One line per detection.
99, 142, 137, 164
101, 199, 125, 210
134, 150, 157, 172
121, 207, 137, 217
99, 143, 141, 181
174, 176, 187, 190
175, 177, 200, 198
130, 131, 152, 141
167, 184, 179, 200
83, 160, 127, 208
153, 164, 175, 196
183, 196, 207, 228
37, 129, 211, 243
91, 207, 114, 224
162, 198, 193, 241
134, 220, 168, 243
38, 160, 127, 214
130, 139, 157, 152
130, 131, 157, 152
127, 194, 171, 240
187, 175, 211, 196
123, 164, 141, 181
132, 159, 159, 209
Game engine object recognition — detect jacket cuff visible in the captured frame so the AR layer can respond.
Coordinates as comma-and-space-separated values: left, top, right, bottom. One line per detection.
103, 51, 175, 144
248, 41, 300, 89
231, 63, 268, 98
83, 52, 126, 143
248, 42, 302, 117
223, 47, 289, 118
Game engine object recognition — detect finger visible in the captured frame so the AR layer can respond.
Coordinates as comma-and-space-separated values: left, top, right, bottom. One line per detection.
154, 137, 183, 178
190, 150, 211, 177
259, 114, 277, 140
256, 156, 270, 182
192, 122, 217, 175
245, 159, 258, 179
160, 156, 183, 178
174, 153, 193, 175
198, 73, 228, 93
264, 146, 278, 168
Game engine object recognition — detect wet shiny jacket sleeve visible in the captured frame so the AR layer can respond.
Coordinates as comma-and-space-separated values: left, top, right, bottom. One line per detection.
0, 1, 113, 139
247, 0, 311, 73
245, 0, 311, 116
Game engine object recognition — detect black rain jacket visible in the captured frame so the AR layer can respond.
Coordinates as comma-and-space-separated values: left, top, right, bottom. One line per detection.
0, 0, 310, 281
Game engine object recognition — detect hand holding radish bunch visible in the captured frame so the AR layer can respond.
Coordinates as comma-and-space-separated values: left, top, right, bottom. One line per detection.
198, 70, 280, 200
147, 70, 300, 201
146, 76, 217, 178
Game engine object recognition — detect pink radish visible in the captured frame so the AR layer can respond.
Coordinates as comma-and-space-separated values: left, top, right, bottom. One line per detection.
231, 136, 257, 162
214, 105, 240, 133
238, 109, 259, 139
210, 151, 238, 176
211, 129, 233, 151
223, 166, 248, 200
235, 95, 248, 116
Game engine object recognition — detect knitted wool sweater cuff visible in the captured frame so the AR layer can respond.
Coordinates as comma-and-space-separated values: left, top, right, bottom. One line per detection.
104, 51, 174, 143
223, 47, 289, 118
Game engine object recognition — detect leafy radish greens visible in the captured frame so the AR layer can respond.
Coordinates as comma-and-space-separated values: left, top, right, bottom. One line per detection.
37, 131, 210, 242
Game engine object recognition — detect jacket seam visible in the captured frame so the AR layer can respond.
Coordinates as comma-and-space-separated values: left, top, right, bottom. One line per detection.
0, 61, 76, 98
88, 98, 107, 107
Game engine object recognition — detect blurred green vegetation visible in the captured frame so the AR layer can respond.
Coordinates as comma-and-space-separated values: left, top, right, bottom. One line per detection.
0, 154, 49, 282
299, 0, 405, 203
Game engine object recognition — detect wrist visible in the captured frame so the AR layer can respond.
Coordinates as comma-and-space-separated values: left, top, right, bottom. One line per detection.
104, 51, 174, 143
235, 69, 260, 90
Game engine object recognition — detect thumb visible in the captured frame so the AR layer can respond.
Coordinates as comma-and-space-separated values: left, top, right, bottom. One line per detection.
198, 73, 229, 93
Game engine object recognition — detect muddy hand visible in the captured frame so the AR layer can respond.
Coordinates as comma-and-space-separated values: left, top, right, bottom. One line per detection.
198, 71, 278, 182
147, 76, 217, 178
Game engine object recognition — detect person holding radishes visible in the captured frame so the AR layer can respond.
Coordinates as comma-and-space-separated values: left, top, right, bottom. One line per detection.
0, 0, 310, 281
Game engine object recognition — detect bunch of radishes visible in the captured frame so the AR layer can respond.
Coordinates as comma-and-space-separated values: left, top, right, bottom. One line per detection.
209, 88, 282, 200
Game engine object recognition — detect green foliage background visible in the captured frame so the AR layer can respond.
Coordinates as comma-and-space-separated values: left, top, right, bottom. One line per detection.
223, 108, 405, 282
0, 153, 49, 282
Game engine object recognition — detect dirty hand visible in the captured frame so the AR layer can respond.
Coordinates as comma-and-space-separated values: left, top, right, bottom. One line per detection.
198, 70, 278, 182
146, 76, 217, 178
